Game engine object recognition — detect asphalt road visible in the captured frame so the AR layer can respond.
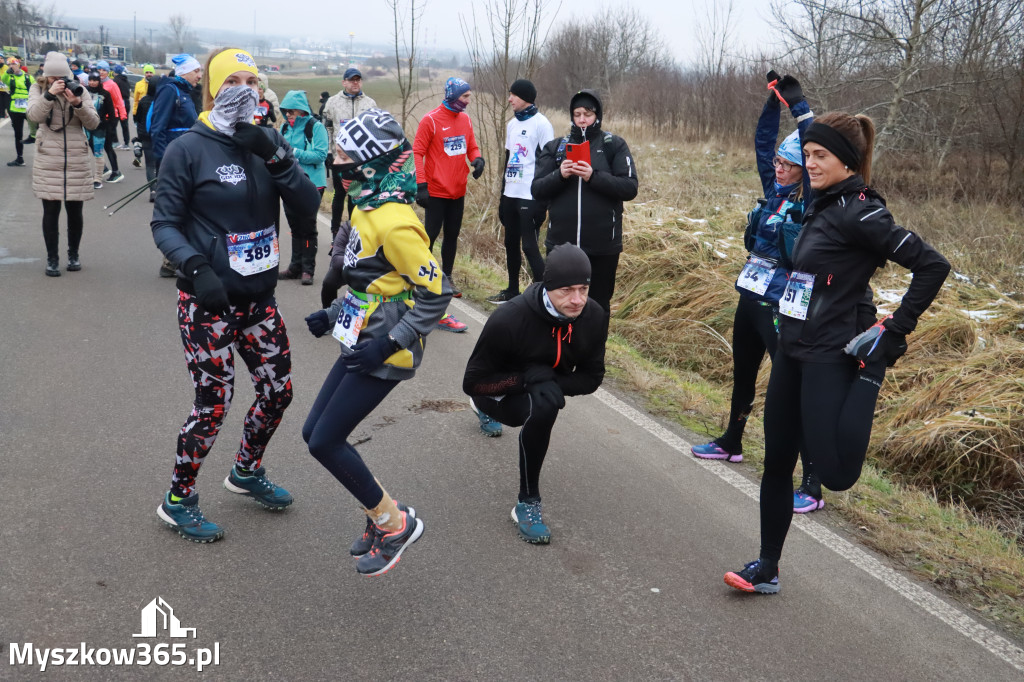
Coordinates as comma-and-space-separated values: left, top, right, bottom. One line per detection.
1, 118, 1021, 680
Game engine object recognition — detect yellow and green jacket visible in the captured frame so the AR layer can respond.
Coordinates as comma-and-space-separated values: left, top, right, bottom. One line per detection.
323, 201, 453, 380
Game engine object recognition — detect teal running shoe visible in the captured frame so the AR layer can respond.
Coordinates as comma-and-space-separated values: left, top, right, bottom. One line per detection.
511, 500, 551, 544
157, 492, 224, 543
223, 466, 293, 510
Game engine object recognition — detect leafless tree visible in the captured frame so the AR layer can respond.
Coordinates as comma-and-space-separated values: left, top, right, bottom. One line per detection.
167, 13, 191, 53
461, 0, 554, 189
386, 0, 428, 130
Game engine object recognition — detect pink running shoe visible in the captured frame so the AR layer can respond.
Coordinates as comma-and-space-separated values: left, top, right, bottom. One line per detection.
793, 488, 825, 514
691, 441, 743, 463
437, 313, 468, 333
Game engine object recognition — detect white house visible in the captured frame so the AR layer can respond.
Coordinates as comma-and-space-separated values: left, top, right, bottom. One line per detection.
29, 25, 79, 50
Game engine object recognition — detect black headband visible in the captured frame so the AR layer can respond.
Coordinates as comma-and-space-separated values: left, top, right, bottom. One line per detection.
803, 122, 862, 170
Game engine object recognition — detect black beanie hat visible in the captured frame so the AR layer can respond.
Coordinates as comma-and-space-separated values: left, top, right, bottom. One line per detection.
544, 244, 591, 290
571, 92, 599, 113
509, 78, 537, 104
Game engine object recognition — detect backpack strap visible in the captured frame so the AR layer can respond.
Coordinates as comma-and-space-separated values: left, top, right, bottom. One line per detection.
303, 118, 314, 148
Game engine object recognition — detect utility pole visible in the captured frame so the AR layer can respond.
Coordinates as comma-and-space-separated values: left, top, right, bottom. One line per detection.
348, 32, 354, 66
133, 12, 136, 63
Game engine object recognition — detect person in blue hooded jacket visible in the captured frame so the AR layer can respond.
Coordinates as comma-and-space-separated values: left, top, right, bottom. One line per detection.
149, 54, 201, 165
277, 90, 329, 285
691, 72, 832, 514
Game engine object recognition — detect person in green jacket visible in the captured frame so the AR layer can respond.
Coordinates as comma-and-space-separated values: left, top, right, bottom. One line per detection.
277, 89, 329, 285
2, 57, 35, 166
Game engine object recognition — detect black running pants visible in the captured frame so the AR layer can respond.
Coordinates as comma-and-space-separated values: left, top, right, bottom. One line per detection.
424, 195, 465, 278
303, 354, 399, 509
475, 393, 560, 502
758, 351, 881, 564
499, 195, 546, 291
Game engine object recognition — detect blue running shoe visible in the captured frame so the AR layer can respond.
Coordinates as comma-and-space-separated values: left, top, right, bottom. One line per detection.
511, 501, 551, 544
223, 466, 293, 510
470, 398, 502, 437
350, 502, 416, 557
724, 558, 779, 594
691, 441, 743, 462
793, 487, 825, 514
157, 492, 224, 543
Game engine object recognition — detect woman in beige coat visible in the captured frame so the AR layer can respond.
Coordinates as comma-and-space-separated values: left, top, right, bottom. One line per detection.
27, 52, 99, 276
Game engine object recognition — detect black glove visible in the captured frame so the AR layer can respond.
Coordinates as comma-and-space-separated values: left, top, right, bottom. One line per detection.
325, 152, 334, 177
776, 75, 805, 109
471, 157, 485, 179
416, 182, 430, 209
844, 318, 907, 372
766, 70, 782, 104
233, 121, 279, 161
523, 364, 555, 386
188, 260, 230, 315
527, 380, 565, 412
305, 310, 330, 338
343, 336, 396, 375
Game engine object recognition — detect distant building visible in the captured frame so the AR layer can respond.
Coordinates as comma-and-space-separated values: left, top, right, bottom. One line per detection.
29, 25, 79, 50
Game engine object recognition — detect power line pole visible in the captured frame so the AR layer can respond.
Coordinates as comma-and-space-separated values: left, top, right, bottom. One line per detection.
133, 12, 136, 63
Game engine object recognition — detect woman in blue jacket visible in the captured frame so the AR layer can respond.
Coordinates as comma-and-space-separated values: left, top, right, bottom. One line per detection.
691, 73, 830, 513
277, 90, 329, 285
150, 47, 320, 543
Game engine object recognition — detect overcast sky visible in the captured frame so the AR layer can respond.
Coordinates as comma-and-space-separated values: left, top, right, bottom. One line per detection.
51, 0, 776, 67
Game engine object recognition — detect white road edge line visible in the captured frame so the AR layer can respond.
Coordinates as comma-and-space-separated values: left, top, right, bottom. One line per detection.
449, 297, 1024, 673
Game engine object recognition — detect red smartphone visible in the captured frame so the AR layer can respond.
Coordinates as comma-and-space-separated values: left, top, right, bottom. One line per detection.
565, 140, 591, 166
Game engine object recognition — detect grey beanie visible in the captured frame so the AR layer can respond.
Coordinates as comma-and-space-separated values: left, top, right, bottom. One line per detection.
543, 244, 591, 290
42, 51, 72, 78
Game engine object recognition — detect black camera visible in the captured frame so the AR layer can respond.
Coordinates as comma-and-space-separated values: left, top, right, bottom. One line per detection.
61, 77, 84, 97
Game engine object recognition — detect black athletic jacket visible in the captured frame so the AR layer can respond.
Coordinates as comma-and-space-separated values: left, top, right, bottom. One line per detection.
779, 175, 950, 362
531, 90, 638, 256
463, 283, 606, 397
151, 121, 321, 303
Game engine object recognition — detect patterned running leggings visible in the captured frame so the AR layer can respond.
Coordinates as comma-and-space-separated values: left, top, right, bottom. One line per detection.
171, 292, 293, 497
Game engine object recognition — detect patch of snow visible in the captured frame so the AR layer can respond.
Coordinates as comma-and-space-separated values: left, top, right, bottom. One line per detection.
952, 271, 971, 283
960, 309, 1000, 321
714, 250, 729, 259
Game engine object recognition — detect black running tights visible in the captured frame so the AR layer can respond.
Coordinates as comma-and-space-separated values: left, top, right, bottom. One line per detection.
759, 351, 881, 564
41, 200, 84, 259
424, 195, 465, 277
475, 393, 560, 502
10, 111, 25, 158
303, 354, 398, 509
499, 195, 545, 291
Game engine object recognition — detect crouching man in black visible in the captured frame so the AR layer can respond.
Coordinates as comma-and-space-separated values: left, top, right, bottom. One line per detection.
463, 244, 606, 544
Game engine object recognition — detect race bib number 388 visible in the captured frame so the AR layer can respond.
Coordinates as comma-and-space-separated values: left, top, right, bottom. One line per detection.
227, 226, 280, 276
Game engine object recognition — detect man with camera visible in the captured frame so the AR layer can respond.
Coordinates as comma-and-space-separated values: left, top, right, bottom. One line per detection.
463, 244, 607, 544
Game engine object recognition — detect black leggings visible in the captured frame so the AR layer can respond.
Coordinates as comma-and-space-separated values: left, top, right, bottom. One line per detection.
499, 195, 545, 291
475, 393, 560, 502
759, 351, 881, 564
103, 126, 119, 172
41, 200, 84, 259
424, 195, 465, 277
303, 354, 398, 509
716, 297, 778, 453
9, 111, 25, 158
120, 118, 129, 146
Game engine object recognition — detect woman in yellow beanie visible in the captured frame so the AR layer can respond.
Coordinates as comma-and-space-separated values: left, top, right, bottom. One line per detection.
150, 47, 320, 543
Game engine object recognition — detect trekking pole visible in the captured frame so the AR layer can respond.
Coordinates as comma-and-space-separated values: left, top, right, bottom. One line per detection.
104, 179, 158, 216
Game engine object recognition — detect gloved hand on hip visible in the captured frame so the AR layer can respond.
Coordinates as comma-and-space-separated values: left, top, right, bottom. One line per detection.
343, 336, 396, 374
471, 157, 485, 179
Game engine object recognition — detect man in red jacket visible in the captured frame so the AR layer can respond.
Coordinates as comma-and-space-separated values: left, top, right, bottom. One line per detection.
412, 77, 485, 332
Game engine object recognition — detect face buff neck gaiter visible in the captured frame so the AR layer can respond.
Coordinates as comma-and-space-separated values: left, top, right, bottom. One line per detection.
207, 85, 259, 136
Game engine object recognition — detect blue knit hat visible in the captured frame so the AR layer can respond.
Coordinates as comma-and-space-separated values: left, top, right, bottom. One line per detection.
777, 129, 803, 167
444, 77, 471, 103
95, 60, 110, 71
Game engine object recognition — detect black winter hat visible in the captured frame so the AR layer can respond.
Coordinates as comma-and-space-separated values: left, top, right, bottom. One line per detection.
544, 244, 591, 290
509, 78, 536, 104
